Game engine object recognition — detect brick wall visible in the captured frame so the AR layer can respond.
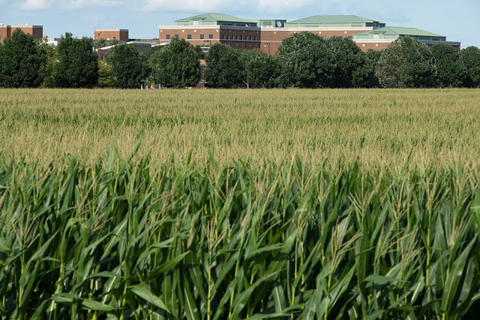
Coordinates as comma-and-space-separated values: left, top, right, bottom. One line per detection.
95, 29, 129, 41
0, 25, 43, 43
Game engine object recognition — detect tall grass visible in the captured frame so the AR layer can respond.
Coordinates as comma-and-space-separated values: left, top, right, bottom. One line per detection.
2, 88, 480, 319
1, 89, 480, 170
1, 153, 480, 319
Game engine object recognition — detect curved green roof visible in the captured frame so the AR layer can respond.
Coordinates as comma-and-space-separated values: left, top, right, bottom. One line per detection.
354, 27, 445, 40
175, 13, 257, 26
288, 15, 382, 24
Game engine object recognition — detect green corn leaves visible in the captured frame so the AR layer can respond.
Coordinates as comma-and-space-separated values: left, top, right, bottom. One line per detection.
0, 156, 479, 319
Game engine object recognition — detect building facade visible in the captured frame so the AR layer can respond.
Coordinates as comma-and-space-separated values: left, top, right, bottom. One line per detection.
161, 13, 461, 54
0, 24, 43, 43
94, 29, 129, 41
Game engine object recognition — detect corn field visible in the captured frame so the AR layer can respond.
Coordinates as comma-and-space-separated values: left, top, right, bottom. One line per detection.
1, 89, 480, 319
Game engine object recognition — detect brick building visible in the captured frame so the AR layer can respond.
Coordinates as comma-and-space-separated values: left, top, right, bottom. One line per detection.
353, 27, 461, 51
94, 29, 129, 41
161, 13, 461, 54
0, 24, 43, 43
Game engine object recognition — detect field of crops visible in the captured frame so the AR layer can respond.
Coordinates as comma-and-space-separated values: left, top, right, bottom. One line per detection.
1, 89, 480, 319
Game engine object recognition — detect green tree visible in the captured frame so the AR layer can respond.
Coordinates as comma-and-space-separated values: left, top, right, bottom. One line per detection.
327, 36, 366, 88
97, 61, 113, 88
204, 43, 243, 88
431, 43, 466, 87
353, 49, 382, 88
0, 28, 47, 88
460, 46, 480, 88
375, 36, 436, 88
108, 43, 149, 89
276, 32, 333, 88
240, 50, 279, 88
39, 36, 56, 88
149, 38, 200, 88
54, 33, 98, 88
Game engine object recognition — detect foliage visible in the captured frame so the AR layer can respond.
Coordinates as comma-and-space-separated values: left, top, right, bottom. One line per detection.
97, 61, 113, 88
149, 37, 201, 88
326, 36, 367, 88
277, 32, 333, 88
54, 33, 99, 88
39, 36, 57, 88
0, 28, 47, 88
204, 43, 243, 88
108, 43, 149, 89
460, 46, 480, 88
243, 51, 280, 88
431, 43, 466, 87
353, 49, 382, 88
375, 36, 436, 88
0, 152, 480, 319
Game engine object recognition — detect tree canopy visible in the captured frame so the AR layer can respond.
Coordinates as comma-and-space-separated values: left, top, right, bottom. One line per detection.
326, 36, 366, 88
431, 43, 466, 88
276, 32, 333, 88
460, 46, 480, 88
108, 43, 149, 89
375, 36, 436, 88
0, 29, 47, 88
204, 43, 243, 88
149, 38, 200, 88
54, 33, 98, 88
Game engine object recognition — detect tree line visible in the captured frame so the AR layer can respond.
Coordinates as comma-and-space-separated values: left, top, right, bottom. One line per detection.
1, 28, 480, 89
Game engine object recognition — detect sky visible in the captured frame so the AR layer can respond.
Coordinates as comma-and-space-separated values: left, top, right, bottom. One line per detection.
0, 0, 478, 48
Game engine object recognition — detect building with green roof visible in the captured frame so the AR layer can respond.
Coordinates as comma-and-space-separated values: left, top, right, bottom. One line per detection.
174, 13, 257, 28
353, 26, 460, 50
285, 15, 386, 28
354, 27, 446, 42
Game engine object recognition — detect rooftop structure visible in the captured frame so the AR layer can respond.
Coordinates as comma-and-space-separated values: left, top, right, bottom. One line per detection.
354, 26, 461, 51
0, 24, 43, 43
174, 13, 257, 27
285, 15, 386, 28
94, 29, 129, 41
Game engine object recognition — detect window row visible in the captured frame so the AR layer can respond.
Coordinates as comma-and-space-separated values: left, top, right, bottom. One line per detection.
221, 35, 257, 41
165, 34, 214, 40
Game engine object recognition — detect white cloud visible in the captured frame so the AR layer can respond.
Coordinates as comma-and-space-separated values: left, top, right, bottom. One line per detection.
61, 0, 121, 9
0, 0, 7, 4
18, 0, 51, 10
141, 0, 315, 13
142, 0, 227, 12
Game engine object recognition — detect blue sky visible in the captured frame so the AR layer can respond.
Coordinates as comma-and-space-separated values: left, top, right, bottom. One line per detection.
0, 0, 478, 48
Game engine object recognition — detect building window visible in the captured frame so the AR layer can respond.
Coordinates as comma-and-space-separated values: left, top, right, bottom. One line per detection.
348, 36, 352, 40
240, 36, 243, 40
322, 36, 327, 40
200, 34, 204, 39
166, 34, 170, 40
187, 34, 192, 39
174, 34, 179, 39
254, 36, 257, 40
249, 36, 252, 40
101, 54, 104, 61
209, 34, 213, 39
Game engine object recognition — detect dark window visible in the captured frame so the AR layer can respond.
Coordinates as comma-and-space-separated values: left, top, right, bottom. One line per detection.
166, 34, 170, 40
187, 34, 192, 39
209, 34, 213, 39
200, 34, 205, 39
174, 34, 179, 39
348, 36, 352, 40
249, 36, 252, 40
221, 35, 225, 39
240, 36, 243, 40
253, 36, 257, 40
322, 36, 327, 40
